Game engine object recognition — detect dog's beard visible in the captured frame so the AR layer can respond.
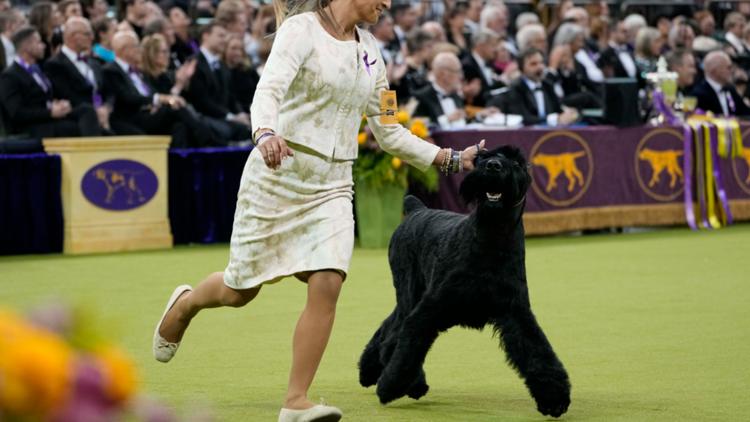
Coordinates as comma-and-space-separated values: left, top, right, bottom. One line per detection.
460, 168, 529, 208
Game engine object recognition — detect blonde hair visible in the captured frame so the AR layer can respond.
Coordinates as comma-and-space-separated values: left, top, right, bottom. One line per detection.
141, 33, 167, 78
273, 0, 334, 30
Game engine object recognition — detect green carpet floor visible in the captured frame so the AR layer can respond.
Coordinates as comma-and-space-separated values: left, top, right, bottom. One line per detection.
1, 225, 749, 421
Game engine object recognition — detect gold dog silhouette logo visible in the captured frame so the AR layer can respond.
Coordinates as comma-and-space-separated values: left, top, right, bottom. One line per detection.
635, 129, 684, 201
81, 159, 159, 211
732, 129, 750, 196
530, 131, 593, 207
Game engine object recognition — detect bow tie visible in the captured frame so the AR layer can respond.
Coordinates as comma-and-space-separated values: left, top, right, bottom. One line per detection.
77, 54, 88, 62
721, 85, 733, 93
531, 85, 542, 92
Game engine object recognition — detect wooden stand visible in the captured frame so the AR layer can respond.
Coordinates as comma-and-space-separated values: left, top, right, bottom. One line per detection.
43, 136, 172, 254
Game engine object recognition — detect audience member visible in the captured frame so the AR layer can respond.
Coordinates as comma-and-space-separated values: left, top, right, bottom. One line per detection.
0, 26, 101, 137
723, 12, 747, 55
28, 1, 64, 62
392, 28, 433, 103
694, 10, 716, 37
623, 14, 647, 50
421, 20, 446, 43
59, 0, 84, 21
443, 3, 470, 55
143, 17, 180, 68
515, 23, 546, 52
692, 50, 750, 116
168, 5, 196, 65
223, 34, 258, 115
184, 22, 251, 141
598, 18, 638, 79
491, 48, 578, 126
462, 28, 501, 106
668, 18, 696, 52
117, 0, 148, 38
666, 48, 697, 95
634, 27, 663, 76
81, 0, 109, 21
92, 16, 117, 62
45, 17, 111, 130
413, 52, 467, 128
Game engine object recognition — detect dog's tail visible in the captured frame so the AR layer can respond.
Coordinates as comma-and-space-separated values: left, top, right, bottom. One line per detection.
403, 195, 426, 215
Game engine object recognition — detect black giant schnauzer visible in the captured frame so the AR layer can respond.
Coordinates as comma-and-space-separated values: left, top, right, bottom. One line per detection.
358, 145, 571, 418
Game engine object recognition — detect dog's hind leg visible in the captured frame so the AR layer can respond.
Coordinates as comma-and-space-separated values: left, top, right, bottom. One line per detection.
359, 309, 399, 387
493, 308, 571, 418
376, 297, 442, 404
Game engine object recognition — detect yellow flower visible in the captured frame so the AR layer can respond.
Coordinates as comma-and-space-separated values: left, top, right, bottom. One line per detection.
357, 132, 368, 145
391, 157, 402, 170
397, 110, 410, 125
94, 345, 138, 404
410, 119, 429, 139
0, 313, 73, 417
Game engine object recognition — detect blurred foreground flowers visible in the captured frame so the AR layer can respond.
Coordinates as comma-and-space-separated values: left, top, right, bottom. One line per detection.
0, 303, 211, 422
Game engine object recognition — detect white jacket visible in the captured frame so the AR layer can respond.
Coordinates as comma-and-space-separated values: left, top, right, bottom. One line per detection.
250, 12, 439, 171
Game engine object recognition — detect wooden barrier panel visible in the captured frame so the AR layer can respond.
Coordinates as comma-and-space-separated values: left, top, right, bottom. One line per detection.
43, 136, 172, 254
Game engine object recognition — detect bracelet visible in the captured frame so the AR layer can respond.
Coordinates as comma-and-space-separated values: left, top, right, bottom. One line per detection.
254, 131, 275, 146
451, 150, 461, 174
440, 148, 452, 175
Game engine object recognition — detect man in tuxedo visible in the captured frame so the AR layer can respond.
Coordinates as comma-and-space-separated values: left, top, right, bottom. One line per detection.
490, 48, 578, 126
102, 30, 209, 144
666, 48, 697, 96
413, 52, 467, 129
184, 22, 251, 142
0, 27, 100, 137
598, 19, 638, 79
461, 28, 502, 107
692, 50, 750, 117
386, 3, 417, 58
45, 17, 111, 129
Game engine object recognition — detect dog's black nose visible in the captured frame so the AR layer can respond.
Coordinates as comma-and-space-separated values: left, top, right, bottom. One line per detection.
486, 159, 502, 172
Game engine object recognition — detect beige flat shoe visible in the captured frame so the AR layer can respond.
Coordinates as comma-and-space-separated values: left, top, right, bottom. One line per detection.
277, 404, 343, 422
152, 284, 192, 363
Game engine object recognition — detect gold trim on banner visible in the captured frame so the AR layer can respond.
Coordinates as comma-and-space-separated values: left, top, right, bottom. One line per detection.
634, 128, 685, 201
529, 131, 594, 207
523, 200, 750, 236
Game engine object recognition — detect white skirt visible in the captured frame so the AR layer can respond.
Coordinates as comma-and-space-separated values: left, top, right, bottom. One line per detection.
223, 143, 355, 289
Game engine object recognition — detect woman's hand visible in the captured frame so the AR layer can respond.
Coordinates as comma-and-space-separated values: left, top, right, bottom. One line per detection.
461, 139, 486, 171
258, 135, 294, 170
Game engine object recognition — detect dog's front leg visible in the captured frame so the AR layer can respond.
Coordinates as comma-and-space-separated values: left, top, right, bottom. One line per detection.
376, 297, 441, 404
494, 308, 570, 418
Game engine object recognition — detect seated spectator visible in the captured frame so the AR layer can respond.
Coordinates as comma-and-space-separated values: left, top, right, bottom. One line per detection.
168, 5, 197, 65
598, 18, 638, 79
634, 27, 663, 76
223, 34, 258, 115
184, 22, 251, 141
623, 14, 647, 50
421, 20, 446, 43
550, 23, 602, 103
515, 12, 540, 32
388, 3, 419, 56
666, 48, 697, 95
392, 28, 433, 104
692, 50, 750, 116
480, 4, 512, 53
91, 16, 117, 63
44, 17, 111, 130
371, 12, 399, 67
723, 12, 747, 56
443, 3, 470, 56
29, 1, 64, 62
81, 0, 109, 21
1, 9, 25, 70
694, 10, 716, 38
413, 52, 467, 128
102, 31, 208, 145
668, 18, 695, 52
490, 48, 578, 126
461, 28, 503, 107
515, 23, 547, 53
0, 27, 101, 137
143, 17, 180, 69
117, 0, 148, 38
59, 0, 83, 20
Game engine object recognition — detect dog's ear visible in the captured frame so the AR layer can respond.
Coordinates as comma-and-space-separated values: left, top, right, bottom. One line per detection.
459, 169, 482, 205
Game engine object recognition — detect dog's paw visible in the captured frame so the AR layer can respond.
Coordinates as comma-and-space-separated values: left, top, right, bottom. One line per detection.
358, 363, 382, 388
406, 380, 429, 400
527, 375, 571, 418
376, 372, 411, 404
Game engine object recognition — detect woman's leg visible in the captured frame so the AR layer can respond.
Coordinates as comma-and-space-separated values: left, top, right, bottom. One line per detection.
159, 271, 261, 343
284, 270, 343, 409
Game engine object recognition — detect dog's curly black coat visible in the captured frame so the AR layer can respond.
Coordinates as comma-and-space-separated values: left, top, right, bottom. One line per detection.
358, 145, 571, 418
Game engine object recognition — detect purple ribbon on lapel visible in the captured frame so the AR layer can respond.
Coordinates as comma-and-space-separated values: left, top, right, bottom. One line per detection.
708, 124, 734, 224
363, 51, 376, 76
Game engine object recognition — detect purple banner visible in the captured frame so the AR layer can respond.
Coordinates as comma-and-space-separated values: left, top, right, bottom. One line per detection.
433, 126, 750, 214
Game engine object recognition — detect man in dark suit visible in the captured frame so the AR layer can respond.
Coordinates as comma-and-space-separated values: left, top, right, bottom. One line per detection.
184, 22, 251, 142
0, 27, 100, 137
413, 52, 467, 128
489, 48, 578, 126
44, 17, 111, 129
102, 30, 211, 145
597, 19, 638, 80
461, 28, 503, 107
692, 50, 750, 117
666, 48, 697, 96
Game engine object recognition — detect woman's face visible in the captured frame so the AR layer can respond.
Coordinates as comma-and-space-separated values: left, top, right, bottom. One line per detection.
650, 37, 664, 56
101, 20, 116, 47
225, 38, 245, 67
354, 0, 390, 25
153, 39, 169, 70
169, 7, 191, 30
449, 11, 466, 31
51, 4, 63, 28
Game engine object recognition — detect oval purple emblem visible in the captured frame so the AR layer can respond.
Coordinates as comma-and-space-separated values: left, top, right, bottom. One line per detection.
81, 159, 158, 211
